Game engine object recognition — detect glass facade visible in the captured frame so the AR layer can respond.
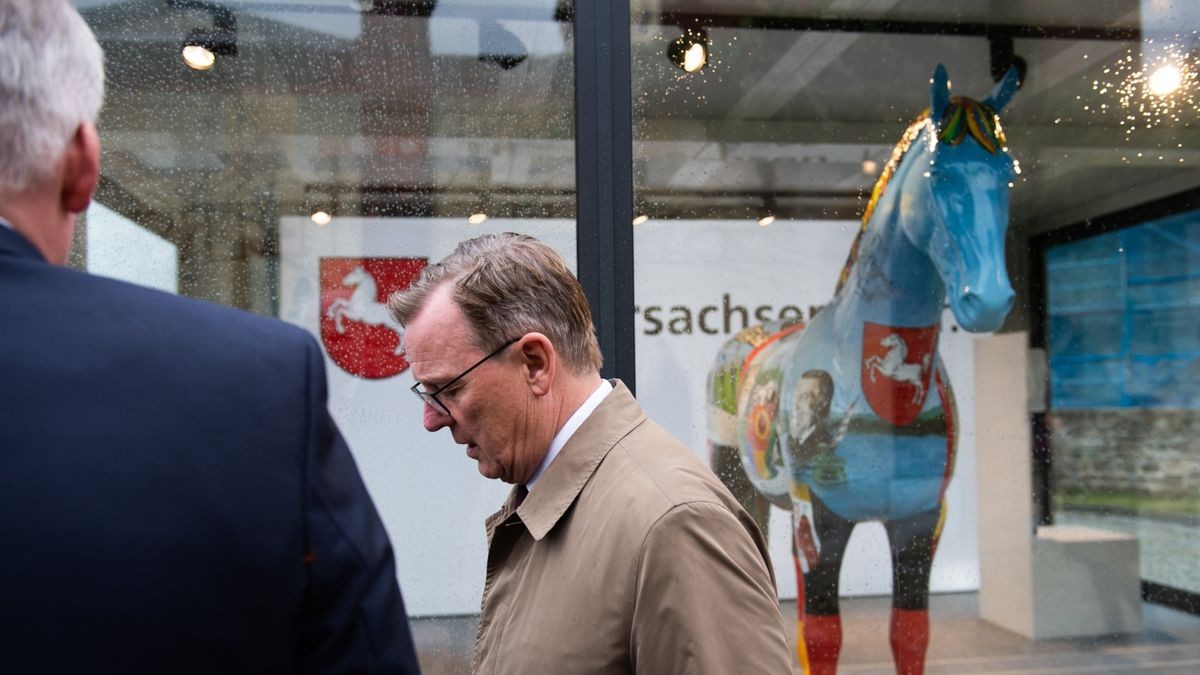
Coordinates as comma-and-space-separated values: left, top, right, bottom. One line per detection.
1046, 203, 1200, 599
74, 0, 1199, 671
1047, 209, 1200, 408
75, 0, 579, 622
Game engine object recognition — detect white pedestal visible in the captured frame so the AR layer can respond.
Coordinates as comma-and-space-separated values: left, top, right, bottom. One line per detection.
975, 333, 1143, 640
1031, 525, 1142, 638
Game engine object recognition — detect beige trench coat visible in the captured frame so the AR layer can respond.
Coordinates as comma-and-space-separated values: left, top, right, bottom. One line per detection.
473, 381, 793, 674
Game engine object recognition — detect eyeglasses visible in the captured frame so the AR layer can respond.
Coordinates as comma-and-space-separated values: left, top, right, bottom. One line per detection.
410, 336, 520, 416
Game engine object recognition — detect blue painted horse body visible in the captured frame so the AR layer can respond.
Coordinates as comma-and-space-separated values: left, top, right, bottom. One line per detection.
706, 65, 1019, 674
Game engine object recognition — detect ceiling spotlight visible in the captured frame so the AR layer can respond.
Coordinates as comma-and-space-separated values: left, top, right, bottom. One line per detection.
756, 194, 778, 226
1148, 63, 1183, 97
632, 214, 649, 226
861, 156, 879, 175
181, 26, 237, 70
181, 43, 216, 71
668, 28, 709, 73
173, 1, 238, 71
467, 212, 488, 225
310, 210, 332, 226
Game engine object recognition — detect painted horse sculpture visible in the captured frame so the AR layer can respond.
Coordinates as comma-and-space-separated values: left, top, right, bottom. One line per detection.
706, 65, 1020, 675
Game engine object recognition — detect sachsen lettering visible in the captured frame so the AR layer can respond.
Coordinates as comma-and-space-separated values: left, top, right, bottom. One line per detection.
635, 293, 812, 336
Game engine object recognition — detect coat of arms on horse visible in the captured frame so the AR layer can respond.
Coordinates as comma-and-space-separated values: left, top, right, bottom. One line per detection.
861, 322, 939, 426
320, 257, 426, 379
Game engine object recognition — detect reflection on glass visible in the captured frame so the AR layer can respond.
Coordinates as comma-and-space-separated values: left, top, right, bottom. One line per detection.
78, 1, 576, 671
1047, 208, 1200, 595
82, 0, 575, 314
85, 201, 178, 294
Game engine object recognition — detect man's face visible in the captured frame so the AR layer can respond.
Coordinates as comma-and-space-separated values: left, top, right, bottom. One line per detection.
404, 284, 542, 484
793, 377, 822, 429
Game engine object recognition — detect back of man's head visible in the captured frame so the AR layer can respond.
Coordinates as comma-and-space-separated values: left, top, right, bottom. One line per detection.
0, 0, 105, 192
390, 232, 603, 375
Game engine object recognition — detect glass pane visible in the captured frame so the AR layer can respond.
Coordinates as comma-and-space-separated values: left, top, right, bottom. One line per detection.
79, 1, 575, 670
633, 0, 1200, 669
1049, 209, 1200, 601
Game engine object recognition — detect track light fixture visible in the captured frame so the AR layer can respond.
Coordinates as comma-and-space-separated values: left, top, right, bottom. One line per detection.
988, 34, 1027, 88
668, 28, 709, 73
467, 192, 492, 224
756, 195, 777, 226
171, 1, 238, 71
479, 19, 528, 70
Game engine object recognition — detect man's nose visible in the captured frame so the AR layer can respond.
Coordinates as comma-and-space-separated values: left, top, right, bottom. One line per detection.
423, 403, 451, 432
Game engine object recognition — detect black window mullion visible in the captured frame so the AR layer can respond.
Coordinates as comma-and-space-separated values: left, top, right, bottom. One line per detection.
573, 0, 636, 393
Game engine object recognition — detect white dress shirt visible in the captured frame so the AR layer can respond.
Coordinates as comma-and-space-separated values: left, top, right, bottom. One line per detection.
525, 379, 613, 492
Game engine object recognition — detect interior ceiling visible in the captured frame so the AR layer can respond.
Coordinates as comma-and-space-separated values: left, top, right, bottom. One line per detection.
81, 0, 1200, 243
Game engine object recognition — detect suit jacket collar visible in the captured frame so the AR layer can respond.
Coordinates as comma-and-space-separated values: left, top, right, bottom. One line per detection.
494, 379, 645, 541
0, 224, 46, 262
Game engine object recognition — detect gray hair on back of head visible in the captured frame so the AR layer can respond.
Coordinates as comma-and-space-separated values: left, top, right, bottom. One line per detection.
389, 232, 603, 375
0, 0, 105, 191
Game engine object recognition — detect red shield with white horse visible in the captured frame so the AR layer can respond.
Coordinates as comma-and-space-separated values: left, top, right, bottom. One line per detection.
860, 321, 939, 426
320, 257, 427, 379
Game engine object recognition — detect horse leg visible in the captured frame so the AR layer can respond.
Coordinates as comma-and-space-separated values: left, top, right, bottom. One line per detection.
883, 505, 942, 675
326, 299, 349, 333
710, 442, 769, 535
798, 493, 853, 675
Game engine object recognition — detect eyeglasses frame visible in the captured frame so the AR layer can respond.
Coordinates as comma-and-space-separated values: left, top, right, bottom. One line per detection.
410, 336, 520, 416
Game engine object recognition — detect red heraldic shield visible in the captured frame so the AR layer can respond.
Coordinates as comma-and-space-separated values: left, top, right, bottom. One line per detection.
860, 321, 939, 426
320, 257, 427, 379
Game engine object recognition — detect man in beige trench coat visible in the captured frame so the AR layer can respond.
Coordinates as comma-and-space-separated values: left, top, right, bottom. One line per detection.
390, 232, 793, 674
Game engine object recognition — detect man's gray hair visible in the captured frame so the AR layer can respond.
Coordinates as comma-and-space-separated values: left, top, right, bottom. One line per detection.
389, 232, 603, 375
0, 0, 105, 191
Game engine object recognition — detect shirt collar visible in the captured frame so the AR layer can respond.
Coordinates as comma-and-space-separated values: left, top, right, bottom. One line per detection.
0, 216, 12, 230
496, 379, 644, 541
525, 379, 612, 491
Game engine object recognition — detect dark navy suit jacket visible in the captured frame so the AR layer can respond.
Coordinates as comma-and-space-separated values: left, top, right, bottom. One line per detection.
0, 225, 420, 674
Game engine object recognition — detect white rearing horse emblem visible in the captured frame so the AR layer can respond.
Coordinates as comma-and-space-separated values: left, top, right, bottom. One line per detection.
864, 332, 930, 404
325, 266, 405, 355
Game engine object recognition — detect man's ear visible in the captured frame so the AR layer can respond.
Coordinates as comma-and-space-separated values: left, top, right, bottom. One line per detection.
517, 333, 555, 396
61, 122, 100, 214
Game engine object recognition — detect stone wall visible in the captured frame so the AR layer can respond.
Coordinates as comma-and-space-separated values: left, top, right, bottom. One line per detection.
1049, 409, 1200, 499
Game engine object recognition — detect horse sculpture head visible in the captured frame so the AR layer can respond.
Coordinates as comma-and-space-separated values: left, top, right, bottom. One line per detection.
899, 65, 1019, 332
849, 64, 1017, 331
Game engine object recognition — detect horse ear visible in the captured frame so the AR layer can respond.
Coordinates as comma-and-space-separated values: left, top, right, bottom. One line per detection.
984, 64, 1021, 112
930, 64, 951, 120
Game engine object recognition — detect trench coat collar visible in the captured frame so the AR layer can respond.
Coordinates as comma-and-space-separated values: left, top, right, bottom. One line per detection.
495, 379, 644, 541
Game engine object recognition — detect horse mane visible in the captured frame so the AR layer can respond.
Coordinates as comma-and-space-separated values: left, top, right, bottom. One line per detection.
832, 97, 1007, 296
